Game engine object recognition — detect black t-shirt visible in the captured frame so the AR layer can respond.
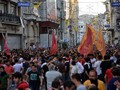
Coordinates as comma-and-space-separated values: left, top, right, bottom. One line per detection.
65, 61, 70, 73
36, 65, 42, 75
28, 71, 40, 85
42, 65, 49, 76
23, 62, 29, 74
100, 60, 113, 75
58, 63, 65, 74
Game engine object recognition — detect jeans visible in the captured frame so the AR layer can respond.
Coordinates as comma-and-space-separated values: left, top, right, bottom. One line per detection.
29, 83, 40, 90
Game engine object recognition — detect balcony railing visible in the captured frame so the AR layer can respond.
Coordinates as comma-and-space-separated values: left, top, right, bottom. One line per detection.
0, 13, 21, 26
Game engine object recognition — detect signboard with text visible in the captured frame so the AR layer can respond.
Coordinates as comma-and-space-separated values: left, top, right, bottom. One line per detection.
18, 2, 30, 7
111, 2, 120, 7
104, 25, 110, 28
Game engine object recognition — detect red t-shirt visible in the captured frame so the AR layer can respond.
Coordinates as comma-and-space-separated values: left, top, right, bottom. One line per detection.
105, 68, 113, 84
4, 65, 14, 76
17, 81, 29, 90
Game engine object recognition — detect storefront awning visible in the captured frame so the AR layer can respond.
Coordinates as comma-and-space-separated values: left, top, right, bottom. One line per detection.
39, 21, 59, 29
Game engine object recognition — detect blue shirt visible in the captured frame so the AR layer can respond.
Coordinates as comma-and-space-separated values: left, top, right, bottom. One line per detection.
107, 77, 119, 90
77, 84, 86, 90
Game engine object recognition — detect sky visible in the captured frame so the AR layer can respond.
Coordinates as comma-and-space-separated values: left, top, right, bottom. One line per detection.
78, 0, 106, 15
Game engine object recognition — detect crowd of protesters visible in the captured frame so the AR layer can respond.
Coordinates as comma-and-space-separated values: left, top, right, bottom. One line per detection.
0, 44, 120, 90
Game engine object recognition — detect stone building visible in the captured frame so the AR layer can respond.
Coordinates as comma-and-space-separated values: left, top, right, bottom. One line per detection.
107, 0, 120, 44
0, 0, 67, 50
0, 0, 22, 50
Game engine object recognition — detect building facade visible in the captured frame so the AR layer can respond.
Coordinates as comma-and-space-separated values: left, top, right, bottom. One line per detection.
39, 0, 65, 48
21, 0, 40, 49
0, 0, 67, 50
0, 0, 22, 50
69, 0, 79, 46
107, 0, 120, 44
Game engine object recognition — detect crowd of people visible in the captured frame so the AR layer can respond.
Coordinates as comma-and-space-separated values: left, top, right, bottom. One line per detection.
0, 45, 120, 90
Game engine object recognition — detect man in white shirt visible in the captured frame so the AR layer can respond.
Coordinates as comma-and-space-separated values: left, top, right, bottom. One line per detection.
94, 55, 102, 76
45, 63, 62, 90
89, 54, 96, 68
76, 58, 84, 74
13, 57, 23, 73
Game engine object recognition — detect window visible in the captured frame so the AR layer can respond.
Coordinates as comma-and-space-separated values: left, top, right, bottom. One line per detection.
10, 3, 16, 15
79, 25, 83, 28
57, 0, 61, 9
0, 1, 7, 14
81, 26, 83, 28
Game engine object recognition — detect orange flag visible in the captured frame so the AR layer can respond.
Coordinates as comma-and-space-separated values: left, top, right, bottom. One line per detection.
2, 33, 10, 55
89, 25, 97, 45
95, 29, 106, 58
50, 32, 58, 55
77, 24, 93, 56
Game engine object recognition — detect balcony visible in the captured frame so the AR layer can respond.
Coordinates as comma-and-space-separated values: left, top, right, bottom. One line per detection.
23, 13, 37, 21
0, 13, 21, 26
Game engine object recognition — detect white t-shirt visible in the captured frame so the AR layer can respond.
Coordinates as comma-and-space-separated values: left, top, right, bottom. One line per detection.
13, 63, 23, 73
70, 65, 78, 76
90, 58, 96, 68
45, 70, 62, 89
94, 60, 102, 75
76, 62, 84, 74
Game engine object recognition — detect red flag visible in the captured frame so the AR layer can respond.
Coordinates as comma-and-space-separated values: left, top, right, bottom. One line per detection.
2, 33, 10, 55
95, 29, 106, 58
78, 24, 93, 56
50, 32, 57, 55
